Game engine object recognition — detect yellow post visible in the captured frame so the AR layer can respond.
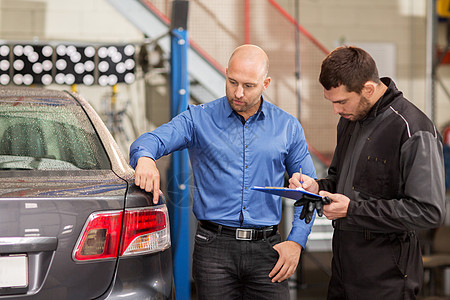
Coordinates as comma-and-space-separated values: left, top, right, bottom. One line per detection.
111, 84, 118, 107
111, 84, 118, 138
437, 0, 450, 17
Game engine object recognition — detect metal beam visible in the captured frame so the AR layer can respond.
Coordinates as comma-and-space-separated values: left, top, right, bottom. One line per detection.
425, 0, 437, 120
169, 25, 191, 299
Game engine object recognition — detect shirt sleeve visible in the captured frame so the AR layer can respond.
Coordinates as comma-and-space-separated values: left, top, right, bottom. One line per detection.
284, 119, 316, 179
129, 108, 194, 168
285, 118, 317, 248
287, 206, 315, 248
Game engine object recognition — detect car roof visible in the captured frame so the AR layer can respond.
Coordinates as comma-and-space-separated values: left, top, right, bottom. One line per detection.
0, 87, 78, 105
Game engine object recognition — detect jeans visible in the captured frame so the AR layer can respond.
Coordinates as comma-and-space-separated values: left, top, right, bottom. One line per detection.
192, 224, 290, 300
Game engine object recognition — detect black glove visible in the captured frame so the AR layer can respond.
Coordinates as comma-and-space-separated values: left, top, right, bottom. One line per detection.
294, 195, 331, 224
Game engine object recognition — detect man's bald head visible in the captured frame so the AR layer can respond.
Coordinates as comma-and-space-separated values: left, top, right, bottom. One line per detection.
228, 44, 269, 78
225, 44, 271, 121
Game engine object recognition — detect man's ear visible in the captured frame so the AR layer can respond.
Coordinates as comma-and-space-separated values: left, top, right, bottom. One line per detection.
362, 81, 376, 98
263, 77, 271, 90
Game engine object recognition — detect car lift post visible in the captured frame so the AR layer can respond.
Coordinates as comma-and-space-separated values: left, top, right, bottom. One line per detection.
169, 0, 190, 298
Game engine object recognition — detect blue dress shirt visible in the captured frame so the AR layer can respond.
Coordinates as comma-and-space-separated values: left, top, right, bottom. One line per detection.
129, 96, 317, 247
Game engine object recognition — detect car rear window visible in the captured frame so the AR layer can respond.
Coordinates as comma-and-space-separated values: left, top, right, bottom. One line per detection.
0, 98, 111, 170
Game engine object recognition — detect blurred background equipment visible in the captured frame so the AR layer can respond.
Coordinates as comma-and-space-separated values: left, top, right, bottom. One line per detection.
12, 44, 53, 86
0, 42, 136, 88
0, 45, 11, 85
55, 44, 95, 86
97, 44, 136, 86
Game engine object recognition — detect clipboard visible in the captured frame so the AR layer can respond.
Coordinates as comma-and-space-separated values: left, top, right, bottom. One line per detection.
251, 186, 322, 201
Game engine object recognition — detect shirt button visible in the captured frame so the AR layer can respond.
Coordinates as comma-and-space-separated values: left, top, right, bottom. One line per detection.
245, 145, 248, 148
245, 165, 248, 168
244, 187, 247, 190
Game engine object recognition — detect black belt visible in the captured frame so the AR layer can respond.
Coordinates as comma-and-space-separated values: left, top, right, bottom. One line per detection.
199, 220, 278, 241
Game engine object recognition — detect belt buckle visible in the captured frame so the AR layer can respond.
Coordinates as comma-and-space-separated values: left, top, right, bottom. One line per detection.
236, 228, 253, 240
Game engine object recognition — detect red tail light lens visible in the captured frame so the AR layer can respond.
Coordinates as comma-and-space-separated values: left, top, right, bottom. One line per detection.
73, 205, 171, 262
120, 206, 170, 256
73, 211, 123, 261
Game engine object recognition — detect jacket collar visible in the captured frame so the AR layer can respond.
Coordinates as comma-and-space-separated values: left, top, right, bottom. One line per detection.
362, 77, 401, 122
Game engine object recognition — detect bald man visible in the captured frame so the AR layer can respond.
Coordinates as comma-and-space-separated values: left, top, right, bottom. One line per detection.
130, 45, 316, 299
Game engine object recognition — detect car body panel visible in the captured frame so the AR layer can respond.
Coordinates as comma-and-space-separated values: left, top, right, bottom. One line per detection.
0, 87, 174, 299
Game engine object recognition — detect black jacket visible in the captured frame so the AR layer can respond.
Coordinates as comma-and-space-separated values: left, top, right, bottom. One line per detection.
318, 78, 446, 232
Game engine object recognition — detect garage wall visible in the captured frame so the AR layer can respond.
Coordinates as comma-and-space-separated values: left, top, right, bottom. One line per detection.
274, 0, 449, 137
148, 0, 450, 157
0, 0, 141, 40
1, 0, 449, 157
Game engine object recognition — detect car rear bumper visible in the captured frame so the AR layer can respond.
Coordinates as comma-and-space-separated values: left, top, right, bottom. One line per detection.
103, 247, 175, 300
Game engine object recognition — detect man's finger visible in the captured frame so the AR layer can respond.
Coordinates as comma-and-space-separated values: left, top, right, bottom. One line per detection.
288, 175, 301, 189
271, 264, 287, 282
152, 180, 160, 204
302, 177, 313, 190
319, 190, 332, 198
269, 259, 283, 279
272, 261, 297, 282
276, 265, 296, 282
143, 178, 152, 192
138, 175, 146, 190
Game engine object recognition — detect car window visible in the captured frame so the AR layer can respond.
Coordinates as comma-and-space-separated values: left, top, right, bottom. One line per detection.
0, 98, 111, 170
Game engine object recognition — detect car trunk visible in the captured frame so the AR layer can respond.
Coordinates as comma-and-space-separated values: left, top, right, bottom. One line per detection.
0, 170, 128, 299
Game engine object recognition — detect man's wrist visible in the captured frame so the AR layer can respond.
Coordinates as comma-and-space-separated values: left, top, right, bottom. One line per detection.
138, 156, 155, 163
286, 233, 307, 249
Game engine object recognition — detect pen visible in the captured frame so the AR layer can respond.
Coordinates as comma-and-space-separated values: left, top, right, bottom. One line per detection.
299, 166, 303, 185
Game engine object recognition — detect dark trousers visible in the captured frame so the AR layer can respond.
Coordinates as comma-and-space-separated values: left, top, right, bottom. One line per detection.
192, 225, 290, 300
327, 228, 423, 300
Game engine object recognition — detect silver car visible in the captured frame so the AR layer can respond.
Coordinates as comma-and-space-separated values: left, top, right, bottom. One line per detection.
0, 87, 174, 299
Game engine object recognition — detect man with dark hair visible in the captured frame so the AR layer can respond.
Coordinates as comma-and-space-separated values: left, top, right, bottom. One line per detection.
130, 44, 316, 299
289, 45, 446, 299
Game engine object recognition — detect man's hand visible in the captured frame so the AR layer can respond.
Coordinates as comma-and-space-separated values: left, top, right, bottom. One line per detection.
319, 191, 350, 220
289, 173, 319, 194
289, 173, 322, 223
269, 241, 302, 282
134, 156, 160, 204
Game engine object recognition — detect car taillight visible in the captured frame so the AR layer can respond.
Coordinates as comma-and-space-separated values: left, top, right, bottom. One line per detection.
73, 205, 170, 262
120, 206, 170, 256
73, 211, 122, 261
